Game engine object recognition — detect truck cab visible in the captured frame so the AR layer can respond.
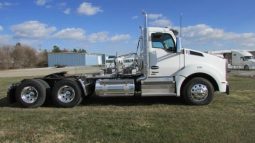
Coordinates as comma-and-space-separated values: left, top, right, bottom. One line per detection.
138, 26, 229, 99
104, 56, 116, 74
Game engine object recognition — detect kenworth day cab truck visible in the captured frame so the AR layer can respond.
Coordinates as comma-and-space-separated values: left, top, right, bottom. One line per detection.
7, 13, 229, 108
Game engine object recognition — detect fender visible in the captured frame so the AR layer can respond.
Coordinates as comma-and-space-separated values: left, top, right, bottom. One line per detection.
174, 63, 227, 96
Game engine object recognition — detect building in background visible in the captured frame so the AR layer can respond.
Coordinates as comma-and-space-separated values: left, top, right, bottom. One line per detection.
48, 52, 105, 67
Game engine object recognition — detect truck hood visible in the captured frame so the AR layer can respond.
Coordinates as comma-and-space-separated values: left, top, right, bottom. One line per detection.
248, 59, 255, 62
183, 49, 227, 80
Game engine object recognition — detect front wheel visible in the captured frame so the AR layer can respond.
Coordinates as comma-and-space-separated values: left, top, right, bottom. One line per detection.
244, 65, 249, 70
182, 77, 214, 105
52, 79, 82, 108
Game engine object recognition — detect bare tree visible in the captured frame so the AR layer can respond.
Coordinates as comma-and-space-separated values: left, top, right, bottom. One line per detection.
0, 46, 13, 69
37, 49, 48, 67
11, 43, 37, 68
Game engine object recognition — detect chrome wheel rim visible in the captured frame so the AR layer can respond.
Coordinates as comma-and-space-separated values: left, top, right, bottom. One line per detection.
21, 86, 38, 104
190, 84, 208, 101
57, 85, 75, 103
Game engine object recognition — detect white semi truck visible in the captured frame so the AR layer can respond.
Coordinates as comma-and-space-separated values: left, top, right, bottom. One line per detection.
104, 54, 137, 74
7, 13, 229, 108
208, 50, 255, 70
230, 50, 255, 70
104, 56, 116, 74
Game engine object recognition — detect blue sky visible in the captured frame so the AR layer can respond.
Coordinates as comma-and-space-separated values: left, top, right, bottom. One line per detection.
0, 0, 255, 54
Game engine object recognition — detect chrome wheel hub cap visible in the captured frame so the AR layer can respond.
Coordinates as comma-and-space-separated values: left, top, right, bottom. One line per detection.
190, 84, 208, 101
57, 86, 75, 103
21, 86, 38, 104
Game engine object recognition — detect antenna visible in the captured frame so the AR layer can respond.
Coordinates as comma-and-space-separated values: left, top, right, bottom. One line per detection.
177, 13, 183, 50
179, 13, 183, 38
142, 11, 148, 28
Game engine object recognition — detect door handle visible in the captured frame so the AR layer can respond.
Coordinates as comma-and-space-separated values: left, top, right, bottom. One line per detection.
151, 66, 159, 69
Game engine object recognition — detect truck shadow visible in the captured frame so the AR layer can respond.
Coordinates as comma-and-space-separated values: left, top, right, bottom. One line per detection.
81, 96, 184, 106
0, 96, 184, 107
0, 97, 18, 107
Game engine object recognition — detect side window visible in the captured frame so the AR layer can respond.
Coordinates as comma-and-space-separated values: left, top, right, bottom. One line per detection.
151, 33, 176, 52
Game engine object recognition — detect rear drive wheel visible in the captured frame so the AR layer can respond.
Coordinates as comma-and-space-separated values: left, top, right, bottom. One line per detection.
15, 79, 46, 108
52, 79, 82, 108
182, 77, 214, 105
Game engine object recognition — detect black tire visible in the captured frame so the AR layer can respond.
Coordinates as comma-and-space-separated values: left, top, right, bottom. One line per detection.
15, 79, 46, 108
182, 77, 214, 105
34, 79, 50, 89
52, 78, 82, 108
244, 65, 249, 70
34, 79, 52, 106
106, 68, 112, 74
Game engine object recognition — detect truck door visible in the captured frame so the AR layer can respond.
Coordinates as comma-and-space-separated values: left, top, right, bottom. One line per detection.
149, 33, 183, 77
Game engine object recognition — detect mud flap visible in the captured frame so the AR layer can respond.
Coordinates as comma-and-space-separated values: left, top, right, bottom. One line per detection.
226, 85, 230, 95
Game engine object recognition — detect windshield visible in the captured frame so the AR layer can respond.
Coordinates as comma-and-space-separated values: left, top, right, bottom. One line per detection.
151, 33, 176, 52
106, 60, 114, 63
124, 59, 133, 63
243, 56, 254, 61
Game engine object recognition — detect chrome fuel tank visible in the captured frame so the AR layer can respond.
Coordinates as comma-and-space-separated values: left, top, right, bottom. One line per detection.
95, 79, 135, 96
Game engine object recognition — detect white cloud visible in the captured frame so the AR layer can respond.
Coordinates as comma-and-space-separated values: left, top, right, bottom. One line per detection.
132, 16, 138, 20
181, 24, 255, 49
35, 0, 52, 9
77, 2, 102, 16
110, 34, 130, 42
10, 20, 131, 43
53, 28, 85, 40
0, 25, 3, 31
151, 18, 171, 27
183, 24, 237, 41
148, 13, 171, 27
182, 24, 225, 41
88, 32, 109, 42
35, 0, 47, 6
0, 2, 12, 8
148, 14, 163, 20
87, 32, 130, 43
11, 21, 56, 39
64, 8, 71, 15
